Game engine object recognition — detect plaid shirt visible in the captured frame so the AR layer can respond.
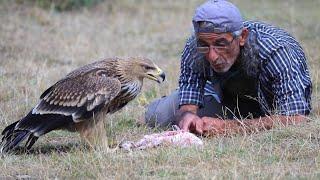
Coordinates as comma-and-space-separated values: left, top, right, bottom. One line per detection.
179, 21, 312, 115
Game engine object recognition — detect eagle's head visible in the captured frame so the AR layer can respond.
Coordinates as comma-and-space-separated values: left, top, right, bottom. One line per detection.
122, 57, 165, 83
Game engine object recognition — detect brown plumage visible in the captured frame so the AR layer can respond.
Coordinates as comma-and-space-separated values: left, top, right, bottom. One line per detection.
0, 57, 165, 153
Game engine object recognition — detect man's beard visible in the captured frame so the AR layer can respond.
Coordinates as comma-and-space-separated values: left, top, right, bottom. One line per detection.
210, 57, 235, 73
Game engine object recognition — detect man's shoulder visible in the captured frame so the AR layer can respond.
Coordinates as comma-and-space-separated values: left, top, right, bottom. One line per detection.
244, 20, 287, 33
244, 20, 299, 45
244, 20, 303, 59
244, 21, 286, 44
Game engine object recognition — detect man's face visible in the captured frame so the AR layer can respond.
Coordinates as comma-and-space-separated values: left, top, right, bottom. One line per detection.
196, 32, 242, 73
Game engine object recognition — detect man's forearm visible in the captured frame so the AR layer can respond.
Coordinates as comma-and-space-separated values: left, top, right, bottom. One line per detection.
203, 115, 307, 136
237, 115, 306, 132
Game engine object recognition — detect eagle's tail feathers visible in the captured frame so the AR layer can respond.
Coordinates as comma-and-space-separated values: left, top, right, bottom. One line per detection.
25, 134, 39, 150
1, 121, 18, 137
0, 129, 32, 153
1, 110, 72, 153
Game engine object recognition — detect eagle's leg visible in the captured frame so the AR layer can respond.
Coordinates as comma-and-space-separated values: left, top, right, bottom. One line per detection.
76, 116, 108, 150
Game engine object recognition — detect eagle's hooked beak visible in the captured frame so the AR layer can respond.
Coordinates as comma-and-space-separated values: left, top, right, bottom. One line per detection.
146, 66, 165, 83
158, 71, 166, 83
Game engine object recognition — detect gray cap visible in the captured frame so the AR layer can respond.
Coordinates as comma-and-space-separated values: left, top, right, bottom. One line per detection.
193, 0, 243, 33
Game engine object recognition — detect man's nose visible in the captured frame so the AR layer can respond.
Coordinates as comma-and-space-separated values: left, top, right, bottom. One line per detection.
207, 46, 219, 62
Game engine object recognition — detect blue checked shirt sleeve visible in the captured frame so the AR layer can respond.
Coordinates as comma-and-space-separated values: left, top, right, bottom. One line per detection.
178, 37, 206, 107
263, 46, 311, 115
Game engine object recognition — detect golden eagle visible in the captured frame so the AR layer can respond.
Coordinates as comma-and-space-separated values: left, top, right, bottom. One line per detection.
0, 57, 165, 153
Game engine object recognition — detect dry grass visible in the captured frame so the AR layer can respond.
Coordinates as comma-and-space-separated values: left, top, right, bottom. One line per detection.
0, 0, 320, 179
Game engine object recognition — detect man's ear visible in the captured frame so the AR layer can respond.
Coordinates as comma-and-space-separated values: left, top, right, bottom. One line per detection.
239, 28, 249, 46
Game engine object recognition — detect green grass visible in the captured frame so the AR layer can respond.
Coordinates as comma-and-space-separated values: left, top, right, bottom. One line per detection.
0, 0, 320, 179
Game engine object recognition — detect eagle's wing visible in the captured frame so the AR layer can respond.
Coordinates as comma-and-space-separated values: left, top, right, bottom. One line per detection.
32, 67, 121, 121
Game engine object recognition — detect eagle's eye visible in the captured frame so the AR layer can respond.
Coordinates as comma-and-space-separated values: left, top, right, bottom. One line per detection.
96, 70, 108, 77
143, 65, 155, 71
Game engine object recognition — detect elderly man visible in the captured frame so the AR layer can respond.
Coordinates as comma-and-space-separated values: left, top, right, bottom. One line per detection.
144, 0, 312, 136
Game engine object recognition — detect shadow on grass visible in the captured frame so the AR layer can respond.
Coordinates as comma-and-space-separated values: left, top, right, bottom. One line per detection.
10, 142, 87, 155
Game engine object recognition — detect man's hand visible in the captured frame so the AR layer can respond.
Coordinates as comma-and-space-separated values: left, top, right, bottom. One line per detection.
179, 115, 229, 135
176, 105, 230, 135
175, 104, 200, 132
178, 112, 203, 133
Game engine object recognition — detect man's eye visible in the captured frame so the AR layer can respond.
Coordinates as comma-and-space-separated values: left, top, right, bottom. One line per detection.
214, 42, 228, 47
214, 39, 230, 47
198, 41, 208, 47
